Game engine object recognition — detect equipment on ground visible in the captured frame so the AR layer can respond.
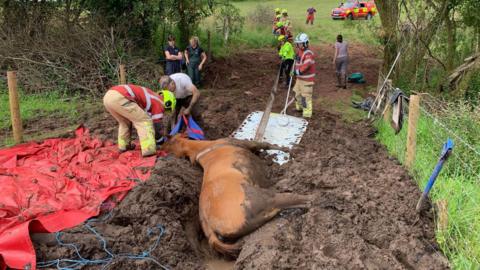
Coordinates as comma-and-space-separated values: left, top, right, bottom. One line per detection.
0, 126, 159, 270
232, 63, 307, 165
347, 72, 366, 83
170, 115, 205, 140
416, 139, 454, 213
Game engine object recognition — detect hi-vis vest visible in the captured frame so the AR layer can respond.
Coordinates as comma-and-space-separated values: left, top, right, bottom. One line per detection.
295, 49, 316, 82
111, 84, 165, 122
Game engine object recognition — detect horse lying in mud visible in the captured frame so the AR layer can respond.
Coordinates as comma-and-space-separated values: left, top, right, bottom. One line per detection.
161, 134, 312, 256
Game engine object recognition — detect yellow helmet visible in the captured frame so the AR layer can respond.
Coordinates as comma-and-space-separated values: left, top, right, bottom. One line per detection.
276, 14, 282, 19
282, 9, 288, 14
274, 8, 281, 13
159, 90, 176, 112
278, 35, 286, 42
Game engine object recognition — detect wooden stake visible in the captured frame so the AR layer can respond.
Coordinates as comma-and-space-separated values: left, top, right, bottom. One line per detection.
406, 95, 420, 170
436, 200, 448, 232
119, 64, 126, 84
7, 71, 23, 144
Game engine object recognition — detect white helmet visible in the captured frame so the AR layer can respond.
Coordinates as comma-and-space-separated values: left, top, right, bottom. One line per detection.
294, 33, 309, 44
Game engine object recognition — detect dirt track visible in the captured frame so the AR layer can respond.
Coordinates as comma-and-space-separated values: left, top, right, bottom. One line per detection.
34, 45, 449, 269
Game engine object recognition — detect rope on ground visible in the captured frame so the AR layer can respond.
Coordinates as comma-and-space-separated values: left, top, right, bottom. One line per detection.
37, 216, 169, 270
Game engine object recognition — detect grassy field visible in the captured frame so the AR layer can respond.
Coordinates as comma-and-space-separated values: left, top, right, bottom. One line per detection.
0, 89, 84, 145
234, 0, 380, 44
202, 0, 380, 57
376, 108, 480, 269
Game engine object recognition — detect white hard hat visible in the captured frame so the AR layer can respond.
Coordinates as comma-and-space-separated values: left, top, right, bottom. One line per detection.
294, 33, 309, 44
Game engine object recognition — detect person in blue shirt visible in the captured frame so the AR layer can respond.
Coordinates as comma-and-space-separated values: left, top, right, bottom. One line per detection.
164, 35, 183, 75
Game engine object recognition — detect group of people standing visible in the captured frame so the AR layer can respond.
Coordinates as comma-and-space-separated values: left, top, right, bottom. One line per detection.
272, 8, 349, 119
102, 7, 349, 157
103, 35, 206, 157
272, 8, 316, 119
164, 35, 207, 87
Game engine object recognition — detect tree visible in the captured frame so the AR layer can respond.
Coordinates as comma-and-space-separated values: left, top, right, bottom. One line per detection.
374, 0, 400, 77
215, 1, 244, 43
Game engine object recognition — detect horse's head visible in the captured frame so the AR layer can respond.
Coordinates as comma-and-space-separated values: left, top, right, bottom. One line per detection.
161, 134, 189, 158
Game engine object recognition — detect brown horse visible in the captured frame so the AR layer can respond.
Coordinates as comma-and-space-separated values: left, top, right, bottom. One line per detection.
161, 135, 312, 256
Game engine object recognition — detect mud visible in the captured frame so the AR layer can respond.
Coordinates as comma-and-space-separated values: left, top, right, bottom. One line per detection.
34, 44, 449, 269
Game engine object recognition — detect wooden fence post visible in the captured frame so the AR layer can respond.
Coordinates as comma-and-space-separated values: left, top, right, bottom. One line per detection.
436, 200, 448, 232
406, 94, 420, 170
119, 64, 126, 84
7, 71, 23, 144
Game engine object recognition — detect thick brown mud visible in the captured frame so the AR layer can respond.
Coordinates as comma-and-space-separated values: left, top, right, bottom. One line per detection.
34, 45, 449, 269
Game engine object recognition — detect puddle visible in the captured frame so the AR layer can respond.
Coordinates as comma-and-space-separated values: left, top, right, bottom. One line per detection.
205, 258, 235, 270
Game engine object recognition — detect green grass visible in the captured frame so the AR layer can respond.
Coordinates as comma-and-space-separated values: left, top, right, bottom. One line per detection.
200, 0, 380, 57
0, 89, 83, 145
233, 0, 380, 44
376, 111, 480, 269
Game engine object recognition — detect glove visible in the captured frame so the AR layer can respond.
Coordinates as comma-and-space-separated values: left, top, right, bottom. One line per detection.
294, 55, 301, 61
295, 69, 300, 76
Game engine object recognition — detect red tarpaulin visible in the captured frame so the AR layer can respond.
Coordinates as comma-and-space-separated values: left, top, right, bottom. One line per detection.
0, 127, 158, 270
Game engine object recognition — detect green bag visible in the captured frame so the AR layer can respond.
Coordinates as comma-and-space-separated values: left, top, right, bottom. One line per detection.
348, 72, 366, 84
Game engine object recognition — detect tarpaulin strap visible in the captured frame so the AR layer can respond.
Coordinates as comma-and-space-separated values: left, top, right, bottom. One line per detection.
182, 115, 204, 137
168, 115, 205, 140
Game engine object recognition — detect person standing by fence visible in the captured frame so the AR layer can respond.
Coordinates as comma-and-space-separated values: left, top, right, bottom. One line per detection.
164, 35, 183, 75
333, 34, 348, 89
185, 36, 207, 87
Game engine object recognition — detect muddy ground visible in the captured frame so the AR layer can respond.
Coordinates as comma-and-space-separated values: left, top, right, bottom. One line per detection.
32, 45, 449, 269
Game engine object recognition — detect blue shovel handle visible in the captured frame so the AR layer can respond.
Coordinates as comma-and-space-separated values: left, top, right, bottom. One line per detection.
416, 139, 454, 213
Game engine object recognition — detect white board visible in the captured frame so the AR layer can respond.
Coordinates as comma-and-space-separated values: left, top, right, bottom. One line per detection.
231, 111, 308, 165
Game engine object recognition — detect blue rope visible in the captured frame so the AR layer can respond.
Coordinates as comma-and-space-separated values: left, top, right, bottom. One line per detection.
37, 215, 169, 270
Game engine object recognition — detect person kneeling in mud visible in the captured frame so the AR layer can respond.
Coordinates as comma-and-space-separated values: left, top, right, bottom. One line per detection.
103, 84, 176, 156
159, 73, 201, 126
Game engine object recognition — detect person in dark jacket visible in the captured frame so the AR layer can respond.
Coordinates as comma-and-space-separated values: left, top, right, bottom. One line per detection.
185, 36, 207, 87
164, 35, 183, 75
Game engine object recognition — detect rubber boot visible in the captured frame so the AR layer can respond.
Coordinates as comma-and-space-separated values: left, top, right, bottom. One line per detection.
343, 74, 347, 89
139, 121, 157, 157
336, 73, 342, 87
303, 99, 312, 118
295, 98, 303, 111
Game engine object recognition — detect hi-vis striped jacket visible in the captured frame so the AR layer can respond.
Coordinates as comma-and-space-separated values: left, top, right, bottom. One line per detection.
110, 84, 165, 123
295, 49, 316, 82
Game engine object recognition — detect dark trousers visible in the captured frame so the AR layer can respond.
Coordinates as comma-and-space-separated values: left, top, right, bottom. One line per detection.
165, 61, 181, 75
280, 59, 294, 86
187, 62, 201, 87
174, 95, 202, 125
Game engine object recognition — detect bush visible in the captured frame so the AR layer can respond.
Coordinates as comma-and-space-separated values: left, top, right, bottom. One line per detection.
247, 4, 274, 27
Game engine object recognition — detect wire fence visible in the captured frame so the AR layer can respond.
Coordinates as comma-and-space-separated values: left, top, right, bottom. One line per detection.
375, 87, 480, 268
